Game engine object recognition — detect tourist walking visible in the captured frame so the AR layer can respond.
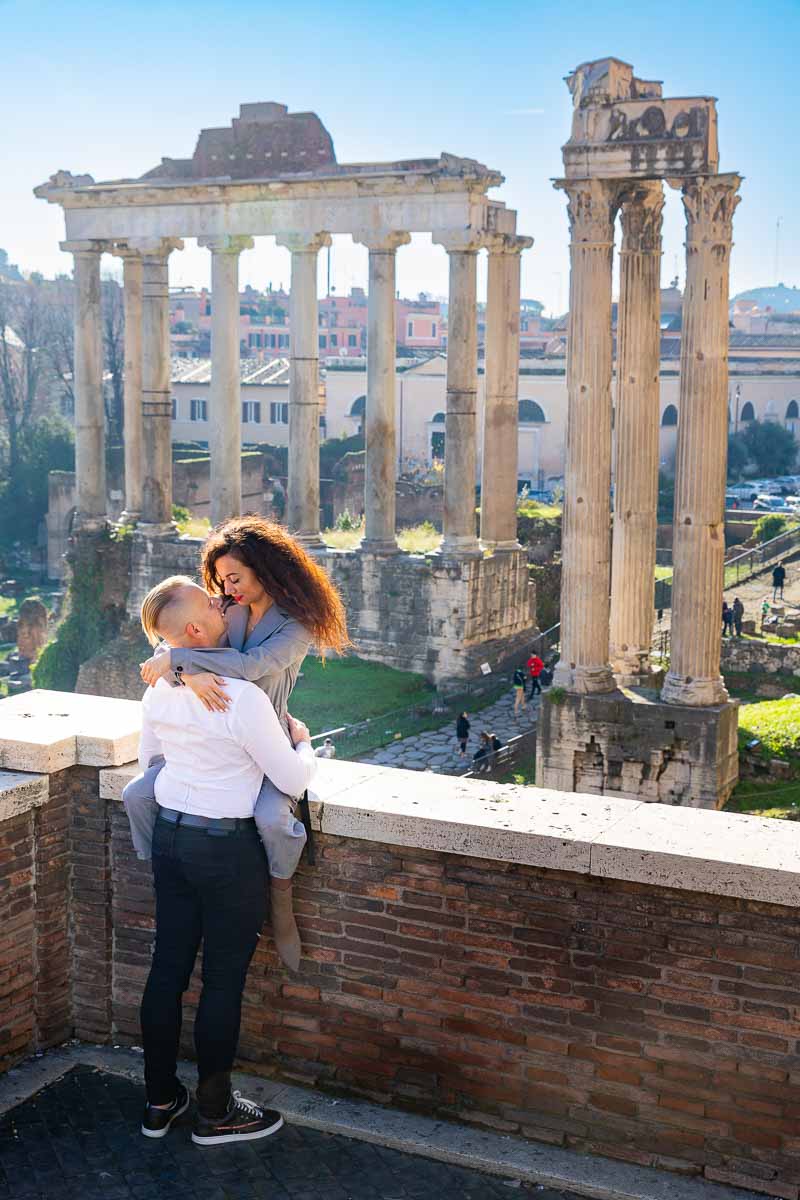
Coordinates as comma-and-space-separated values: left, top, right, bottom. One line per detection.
131, 515, 349, 972
722, 601, 734, 637
132, 577, 316, 1146
527, 651, 544, 699
512, 666, 526, 713
456, 711, 470, 756
732, 596, 744, 637
773, 561, 787, 602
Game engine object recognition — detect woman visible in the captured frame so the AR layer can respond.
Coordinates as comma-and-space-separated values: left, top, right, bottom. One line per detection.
455, 711, 470, 757
128, 514, 349, 970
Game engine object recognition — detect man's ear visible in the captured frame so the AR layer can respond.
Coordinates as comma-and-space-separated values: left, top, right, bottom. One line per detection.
185, 621, 202, 642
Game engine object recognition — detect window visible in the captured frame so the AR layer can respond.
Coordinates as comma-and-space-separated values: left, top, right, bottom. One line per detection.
270, 402, 289, 425
518, 399, 546, 423
242, 401, 261, 424
349, 395, 366, 419
661, 404, 678, 427
431, 323, 437, 338
171, 396, 177, 420
407, 320, 414, 337
348, 334, 357, 347
319, 335, 327, 349
330, 334, 338, 347
787, 400, 799, 420
740, 401, 755, 422
190, 398, 208, 422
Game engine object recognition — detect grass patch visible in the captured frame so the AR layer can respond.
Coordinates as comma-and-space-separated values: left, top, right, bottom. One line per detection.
737, 696, 800, 762
724, 777, 800, 820
497, 753, 536, 786
654, 566, 673, 582
517, 500, 562, 520
176, 516, 211, 539
321, 520, 442, 555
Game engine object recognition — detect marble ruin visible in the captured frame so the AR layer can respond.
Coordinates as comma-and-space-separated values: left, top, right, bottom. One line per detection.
35, 106, 537, 685
537, 58, 742, 807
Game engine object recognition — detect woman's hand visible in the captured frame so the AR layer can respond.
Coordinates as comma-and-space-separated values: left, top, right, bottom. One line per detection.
183, 672, 232, 713
287, 714, 311, 746
140, 653, 172, 687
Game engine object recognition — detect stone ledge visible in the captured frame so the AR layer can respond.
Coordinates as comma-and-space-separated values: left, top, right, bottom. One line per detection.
0, 689, 141, 772
100, 757, 800, 907
0, 770, 48, 822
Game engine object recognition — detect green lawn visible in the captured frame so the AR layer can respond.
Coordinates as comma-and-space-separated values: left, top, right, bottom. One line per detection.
290, 655, 434, 735
497, 753, 536, 786
737, 696, 800, 760
322, 520, 442, 554
724, 778, 800, 820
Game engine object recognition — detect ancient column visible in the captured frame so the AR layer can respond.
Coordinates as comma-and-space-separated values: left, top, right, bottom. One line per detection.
200, 235, 254, 525
434, 235, 482, 556
481, 234, 532, 550
111, 246, 144, 523
609, 184, 664, 685
354, 230, 410, 553
131, 238, 183, 529
62, 241, 106, 527
662, 174, 742, 706
552, 180, 620, 693
277, 232, 331, 547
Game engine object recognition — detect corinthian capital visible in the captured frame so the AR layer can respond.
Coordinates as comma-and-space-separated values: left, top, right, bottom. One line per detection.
482, 233, 534, 256
352, 230, 411, 252
198, 235, 255, 255
679, 173, 742, 247
619, 183, 665, 254
555, 178, 622, 247
275, 232, 331, 254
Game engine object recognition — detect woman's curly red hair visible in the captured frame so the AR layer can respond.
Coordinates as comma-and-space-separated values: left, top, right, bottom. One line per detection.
201, 514, 350, 654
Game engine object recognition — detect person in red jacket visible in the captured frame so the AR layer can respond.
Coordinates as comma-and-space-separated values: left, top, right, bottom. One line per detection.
527, 652, 544, 698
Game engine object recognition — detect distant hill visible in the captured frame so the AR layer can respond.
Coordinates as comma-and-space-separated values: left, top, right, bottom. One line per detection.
731, 284, 800, 313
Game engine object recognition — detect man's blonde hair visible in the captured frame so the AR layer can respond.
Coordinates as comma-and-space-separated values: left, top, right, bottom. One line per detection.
140, 575, 197, 647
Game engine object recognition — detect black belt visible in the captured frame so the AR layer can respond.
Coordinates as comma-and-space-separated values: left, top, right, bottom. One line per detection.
157, 807, 256, 833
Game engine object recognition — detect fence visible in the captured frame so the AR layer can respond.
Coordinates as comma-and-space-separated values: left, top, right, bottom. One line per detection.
460, 725, 538, 780
722, 524, 800, 589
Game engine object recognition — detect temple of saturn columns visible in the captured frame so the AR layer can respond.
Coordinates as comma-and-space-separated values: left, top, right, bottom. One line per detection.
35, 103, 537, 686
537, 58, 742, 808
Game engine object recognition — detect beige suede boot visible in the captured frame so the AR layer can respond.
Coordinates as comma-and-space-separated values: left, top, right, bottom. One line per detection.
270, 883, 301, 971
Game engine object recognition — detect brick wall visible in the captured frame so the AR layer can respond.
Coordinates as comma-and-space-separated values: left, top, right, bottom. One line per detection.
102, 795, 800, 1198
3, 748, 800, 1198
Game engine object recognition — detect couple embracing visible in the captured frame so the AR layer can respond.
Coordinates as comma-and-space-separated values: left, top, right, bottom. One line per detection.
122, 514, 348, 1147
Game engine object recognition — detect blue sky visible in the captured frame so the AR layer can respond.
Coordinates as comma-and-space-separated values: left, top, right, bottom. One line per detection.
1, 0, 798, 311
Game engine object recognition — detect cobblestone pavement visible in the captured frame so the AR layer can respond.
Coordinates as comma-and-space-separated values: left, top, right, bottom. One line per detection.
361, 689, 541, 775
0, 1066, 578, 1200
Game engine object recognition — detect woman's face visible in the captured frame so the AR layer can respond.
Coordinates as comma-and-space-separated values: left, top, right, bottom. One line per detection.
215, 553, 267, 607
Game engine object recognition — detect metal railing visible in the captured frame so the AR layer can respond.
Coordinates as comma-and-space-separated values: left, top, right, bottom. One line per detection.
722, 525, 800, 589
460, 726, 538, 780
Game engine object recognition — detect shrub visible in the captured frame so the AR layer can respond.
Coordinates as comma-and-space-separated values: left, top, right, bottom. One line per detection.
334, 508, 361, 532
753, 513, 788, 544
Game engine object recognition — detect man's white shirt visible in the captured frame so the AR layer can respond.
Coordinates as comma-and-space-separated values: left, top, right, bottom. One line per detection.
139, 677, 316, 818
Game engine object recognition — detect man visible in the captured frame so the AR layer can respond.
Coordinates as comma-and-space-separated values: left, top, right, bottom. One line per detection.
131, 576, 316, 1146
526, 651, 544, 699
773, 561, 787, 602
732, 596, 745, 638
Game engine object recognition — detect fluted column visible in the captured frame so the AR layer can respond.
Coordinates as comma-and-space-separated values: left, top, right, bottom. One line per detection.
481, 234, 533, 550
200, 235, 254, 525
131, 238, 183, 529
355, 230, 410, 553
609, 184, 664, 685
662, 174, 742, 706
62, 241, 106, 527
111, 246, 144, 523
552, 179, 620, 693
434, 235, 482, 556
277, 232, 330, 547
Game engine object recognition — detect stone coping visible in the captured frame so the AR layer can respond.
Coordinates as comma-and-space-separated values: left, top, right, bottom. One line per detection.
0, 689, 141, 773
2, 690, 800, 907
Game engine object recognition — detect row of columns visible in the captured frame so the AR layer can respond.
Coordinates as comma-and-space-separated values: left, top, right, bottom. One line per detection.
554, 173, 741, 706
65, 228, 532, 557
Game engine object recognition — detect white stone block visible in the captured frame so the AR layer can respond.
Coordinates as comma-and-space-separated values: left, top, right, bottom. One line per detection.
0, 770, 48, 821
0, 690, 142, 772
591, 802, 800, 906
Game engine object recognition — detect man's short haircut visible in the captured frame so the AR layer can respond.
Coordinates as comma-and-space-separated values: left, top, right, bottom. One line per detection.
140, 575, 197, 646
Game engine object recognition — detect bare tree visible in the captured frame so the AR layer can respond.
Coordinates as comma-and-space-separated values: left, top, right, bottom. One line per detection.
102, 277, 125, 444
41, 276, 75, 414
0, 281, 47, 477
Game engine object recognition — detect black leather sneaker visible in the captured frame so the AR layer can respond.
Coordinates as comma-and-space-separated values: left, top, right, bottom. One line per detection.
192, 1090, 284, 1146
141, 1081, 190, 1138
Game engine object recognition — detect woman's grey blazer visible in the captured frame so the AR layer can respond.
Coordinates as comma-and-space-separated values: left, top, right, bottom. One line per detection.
168, 603, 312, 733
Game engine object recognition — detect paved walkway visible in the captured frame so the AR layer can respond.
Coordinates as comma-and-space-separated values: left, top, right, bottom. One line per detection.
361, 689, 540, 774
0, 1065, 573, 1200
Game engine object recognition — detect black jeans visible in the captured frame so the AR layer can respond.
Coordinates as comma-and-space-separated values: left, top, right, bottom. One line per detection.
528, 675, 542, 698
141, 814, 268, 1116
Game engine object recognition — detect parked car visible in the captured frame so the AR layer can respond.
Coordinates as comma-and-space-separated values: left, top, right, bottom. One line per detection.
753, 495, 789, 511
785, 496, 800, 511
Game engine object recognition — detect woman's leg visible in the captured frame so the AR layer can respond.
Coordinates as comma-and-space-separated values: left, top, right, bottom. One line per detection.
122, 759, 165, 860
253, 778, 307, 971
